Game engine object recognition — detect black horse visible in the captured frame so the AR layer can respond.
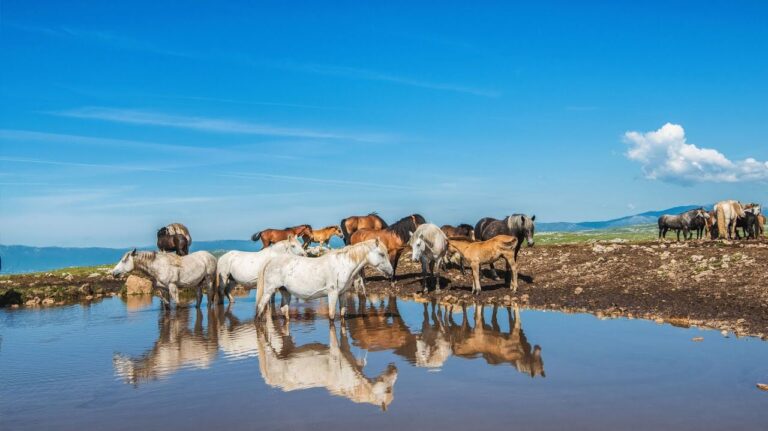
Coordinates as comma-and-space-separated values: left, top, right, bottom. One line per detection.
658, 208, 707, 241
157, 227, 190, 256
474, 214, 535, 279
735, 212, 759, 240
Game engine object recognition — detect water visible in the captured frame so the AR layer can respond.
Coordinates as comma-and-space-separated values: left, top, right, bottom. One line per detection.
1, 293, 767, 431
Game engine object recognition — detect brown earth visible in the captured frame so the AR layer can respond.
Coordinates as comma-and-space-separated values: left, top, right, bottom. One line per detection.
363, 239, 768, 339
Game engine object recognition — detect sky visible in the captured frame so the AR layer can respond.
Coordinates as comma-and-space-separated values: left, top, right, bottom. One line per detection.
1, 1, 767, 247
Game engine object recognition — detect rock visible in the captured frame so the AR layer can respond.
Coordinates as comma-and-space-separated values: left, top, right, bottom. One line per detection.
64, 274, 74, 281
88, 272, 100, 278
42, 298, 55, 305
691, 337, 704, 342
84, 295, 94, 300
574, 287, 583, 295
520, 294, 529, 303
721, 330, 729, 337
79, 283, 93, 294
25, 296, 41, 306
757, 383, 768, 391
125, 275, 153, 295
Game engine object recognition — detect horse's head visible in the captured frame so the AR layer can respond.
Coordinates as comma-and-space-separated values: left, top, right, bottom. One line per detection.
366, 239, 393, 278
286, 234, 308, 256
523, 215, 536, 247
370, 363, 398, 411
112, 248, 137, 276
408, 231, 426, 262
333, 225, 343, 237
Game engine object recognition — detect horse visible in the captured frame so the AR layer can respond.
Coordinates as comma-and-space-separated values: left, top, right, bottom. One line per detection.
688, 211, 710, 239
112, 249, 217, 309
349, 214, 426, 286
657, 208, 708, 241
735, 212, 759, 240
309, 225, 343, 248
474, 214, 535, 279
251, 225, 313, 249
156, 223, 192, 255
447, 235, 519, 294
215, 235, 307, 304
714, 200, 745, 239
255, 239, 394, 320
339, 212, 388, 245
440, 224, 475, 241
408, 223, 449, 293
759, 214, 766, 238
255, 311, 398, 410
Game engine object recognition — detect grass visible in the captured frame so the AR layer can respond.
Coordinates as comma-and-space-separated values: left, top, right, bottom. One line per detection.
536, 224, 658, 245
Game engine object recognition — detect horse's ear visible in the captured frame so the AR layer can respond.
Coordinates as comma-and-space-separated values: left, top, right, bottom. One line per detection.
131, 248, 137, 256
531, 215, 536, 221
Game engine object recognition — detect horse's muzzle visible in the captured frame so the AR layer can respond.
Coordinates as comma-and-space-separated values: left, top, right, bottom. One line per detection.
527, 240, 535, 247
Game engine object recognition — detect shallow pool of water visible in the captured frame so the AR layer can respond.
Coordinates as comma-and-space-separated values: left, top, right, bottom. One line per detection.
1, 292, 767, 431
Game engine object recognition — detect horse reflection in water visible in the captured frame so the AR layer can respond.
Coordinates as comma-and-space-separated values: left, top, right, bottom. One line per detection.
113, 307, 220, 385
346, 295, 545, 377
256, 311, 398, 410
112, 303, 399, 409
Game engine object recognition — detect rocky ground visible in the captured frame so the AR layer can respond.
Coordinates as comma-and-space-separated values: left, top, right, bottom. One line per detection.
2, 239, 767, 338
364, 239, 768, 339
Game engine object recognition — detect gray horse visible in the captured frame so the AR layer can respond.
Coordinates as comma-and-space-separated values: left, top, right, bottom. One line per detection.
474, 214, 535, 280
658, 208, 708, 241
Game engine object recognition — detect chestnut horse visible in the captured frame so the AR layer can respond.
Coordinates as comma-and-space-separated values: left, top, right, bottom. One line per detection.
251, 225, 313, 249
447, 235, 519, 294
310, 225, 343, 248
350, 214, 426, 286
440, 224, 475, 241
340, 212, 388, 245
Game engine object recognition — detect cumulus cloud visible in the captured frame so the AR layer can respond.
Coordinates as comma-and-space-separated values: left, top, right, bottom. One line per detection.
624, 123, 768, 184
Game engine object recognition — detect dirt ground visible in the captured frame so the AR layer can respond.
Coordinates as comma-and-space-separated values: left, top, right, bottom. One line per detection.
363, 239, 768, 339
2, 239, 767, 339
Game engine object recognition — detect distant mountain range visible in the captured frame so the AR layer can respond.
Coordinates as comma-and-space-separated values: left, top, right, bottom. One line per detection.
537, 204, 708, 232
0, 206, 706, 274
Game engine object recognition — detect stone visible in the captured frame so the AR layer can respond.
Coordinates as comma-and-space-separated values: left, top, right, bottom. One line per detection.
125, 275, 153, 295
88, 272, 100, 278
42, 298, 55, 305
691, 337, 704, 342
757, 383, 768, 391
574, 287, 583, 295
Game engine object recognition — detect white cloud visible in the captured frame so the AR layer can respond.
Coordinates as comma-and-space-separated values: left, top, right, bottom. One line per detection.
624, 123, 768, 184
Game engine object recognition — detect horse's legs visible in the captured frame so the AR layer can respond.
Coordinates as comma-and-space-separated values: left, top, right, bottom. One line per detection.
256, 283, 277, 319
487, 260, 500, 280
168, 283, 181, 307
205, 276, 216, 307
504, 255, 519, 293
327, 290, 339, 320
420, 255, 429, 293
390, 249, 403, 287
432, 258, 441, 292
195, 281, 204, 309
280, 288, 291, 320
471, 262, 481, 295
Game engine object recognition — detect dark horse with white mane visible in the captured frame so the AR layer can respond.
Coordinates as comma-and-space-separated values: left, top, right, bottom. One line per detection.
658, 208, 708, 241
474, 214, 536, 280
157, 223, 192, 256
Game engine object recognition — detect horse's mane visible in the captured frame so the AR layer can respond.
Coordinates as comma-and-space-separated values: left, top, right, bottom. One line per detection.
337, 240, 379, 262
387, 214, 425, 242
457, 223, 474, 230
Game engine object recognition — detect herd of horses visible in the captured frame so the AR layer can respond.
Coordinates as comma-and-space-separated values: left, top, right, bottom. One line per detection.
658, 200, 764, 241
113, 212, 537, 318
117, 200, 763, 319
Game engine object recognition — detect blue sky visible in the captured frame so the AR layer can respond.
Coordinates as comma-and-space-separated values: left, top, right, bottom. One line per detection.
1, 1, 767, 247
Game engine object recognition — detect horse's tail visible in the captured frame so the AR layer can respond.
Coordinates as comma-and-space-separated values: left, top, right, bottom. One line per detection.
255, 258, 272, 316
340, 218, 351, 245
251, 231, 262, 242
716, 204, 727, 239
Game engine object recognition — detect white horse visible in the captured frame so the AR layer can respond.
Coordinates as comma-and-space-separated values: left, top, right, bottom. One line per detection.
215, 235, 306, 304
714, 200, 745, 239
112, 249, 217, 309
408, 223, 448, 293
256, 239, 393, 320
256, 312, 398, 410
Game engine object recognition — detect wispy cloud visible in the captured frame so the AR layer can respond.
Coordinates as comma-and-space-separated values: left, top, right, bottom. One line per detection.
624, 123, 768, 184
268, 60, 500, 98
8, 23, 195, 58
220, 172, 417, 191
53, 107, 394, 142
0, 156, 176, 173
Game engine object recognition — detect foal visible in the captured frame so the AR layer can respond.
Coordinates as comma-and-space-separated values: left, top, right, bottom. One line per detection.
310, 225, 343, 248
448, 235, 519, 294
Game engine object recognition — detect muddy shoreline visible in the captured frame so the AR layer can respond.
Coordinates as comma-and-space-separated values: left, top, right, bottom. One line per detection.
2, 239, 768, 339
364, 239, 768, 339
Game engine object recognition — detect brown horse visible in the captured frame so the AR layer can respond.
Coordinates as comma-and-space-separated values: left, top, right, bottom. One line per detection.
440, 224, 475, 241
340, 212, 388, 245
157, 223, 192, 256
252, 225, 313, 249
349, 214, 426, 285
758, 214, 766, 238
448, 235, 519, 294
310, 225, 343, 247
